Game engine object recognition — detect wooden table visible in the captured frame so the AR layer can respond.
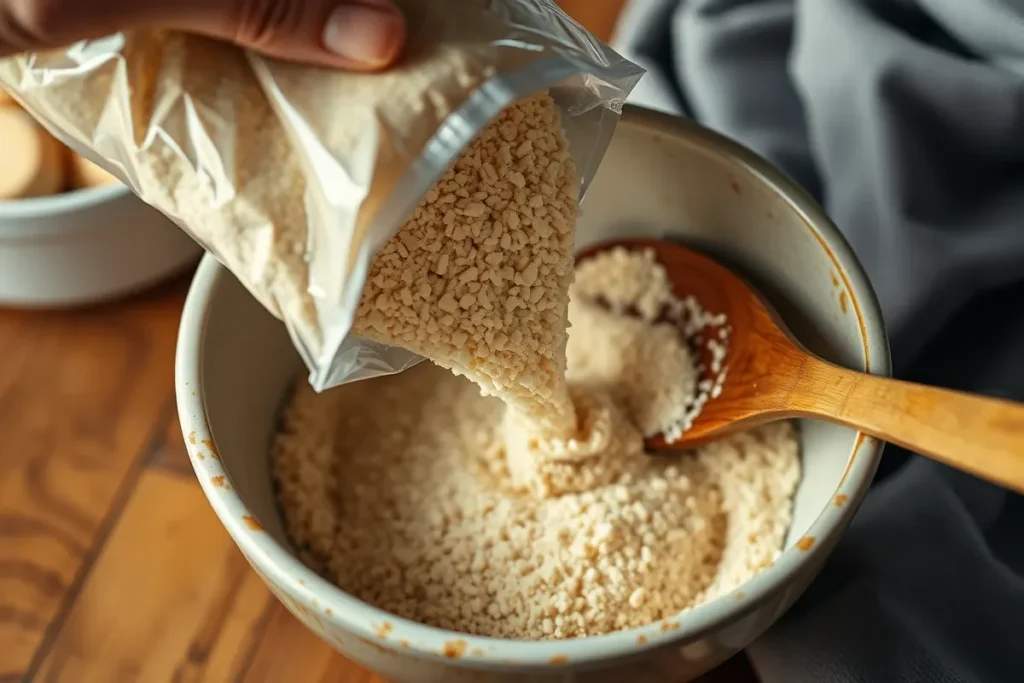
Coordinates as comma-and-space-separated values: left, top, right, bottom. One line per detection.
0, 2, 758, 681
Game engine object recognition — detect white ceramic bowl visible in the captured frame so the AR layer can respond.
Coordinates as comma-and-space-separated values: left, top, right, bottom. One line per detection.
175, 107, 890, 683
0, 183, 202, 307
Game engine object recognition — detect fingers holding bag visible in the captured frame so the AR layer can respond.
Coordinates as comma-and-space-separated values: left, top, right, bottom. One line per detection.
0, 0, 406, 68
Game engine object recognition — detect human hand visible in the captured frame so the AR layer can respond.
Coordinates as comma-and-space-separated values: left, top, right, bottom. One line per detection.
0, 0, 406, 69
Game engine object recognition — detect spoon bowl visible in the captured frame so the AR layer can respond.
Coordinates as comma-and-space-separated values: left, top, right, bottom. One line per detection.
579, 239, 1024, 494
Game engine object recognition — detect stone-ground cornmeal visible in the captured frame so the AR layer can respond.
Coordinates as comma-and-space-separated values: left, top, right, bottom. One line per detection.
352, 92, 577, 434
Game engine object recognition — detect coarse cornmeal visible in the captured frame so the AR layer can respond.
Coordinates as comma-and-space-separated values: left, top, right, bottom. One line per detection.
352, 92, 577, 433
273, 250, 802, 640
571, 247, 731, 443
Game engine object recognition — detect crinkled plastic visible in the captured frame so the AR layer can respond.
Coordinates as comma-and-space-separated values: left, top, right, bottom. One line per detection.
0, 0, 643, 391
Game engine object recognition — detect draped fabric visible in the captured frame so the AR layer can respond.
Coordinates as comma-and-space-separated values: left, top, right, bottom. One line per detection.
613, 2, 1024, 680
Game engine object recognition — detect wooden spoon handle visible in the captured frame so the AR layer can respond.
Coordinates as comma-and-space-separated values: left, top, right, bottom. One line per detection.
794, 356, 1024, 492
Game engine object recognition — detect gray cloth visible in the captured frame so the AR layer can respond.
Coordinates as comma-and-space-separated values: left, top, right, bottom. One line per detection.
618, 1, 1024, 681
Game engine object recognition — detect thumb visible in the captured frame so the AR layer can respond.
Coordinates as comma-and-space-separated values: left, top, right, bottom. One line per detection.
0, 0, 406, 70
183, 0, 407, 69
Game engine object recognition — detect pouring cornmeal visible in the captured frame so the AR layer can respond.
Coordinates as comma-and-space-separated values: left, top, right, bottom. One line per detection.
578, 239, 1024, 494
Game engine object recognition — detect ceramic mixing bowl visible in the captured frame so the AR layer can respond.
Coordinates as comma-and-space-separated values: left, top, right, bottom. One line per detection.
175, 106, 890, 682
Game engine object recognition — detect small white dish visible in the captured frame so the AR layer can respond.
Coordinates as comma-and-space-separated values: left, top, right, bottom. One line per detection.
0, 182, 201, 307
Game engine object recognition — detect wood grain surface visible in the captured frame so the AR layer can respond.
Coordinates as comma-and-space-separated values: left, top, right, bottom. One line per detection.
0, 2, 759, 681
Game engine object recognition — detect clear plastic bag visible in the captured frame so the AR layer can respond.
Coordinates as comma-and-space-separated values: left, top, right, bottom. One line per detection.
0, 0, 643, 391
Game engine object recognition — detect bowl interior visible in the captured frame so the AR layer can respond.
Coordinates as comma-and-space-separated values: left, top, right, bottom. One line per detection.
198, 109, 882, 559
571, 110, 883, 548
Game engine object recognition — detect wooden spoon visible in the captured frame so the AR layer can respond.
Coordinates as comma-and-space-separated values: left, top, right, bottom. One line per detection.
576, 239, 1024, 494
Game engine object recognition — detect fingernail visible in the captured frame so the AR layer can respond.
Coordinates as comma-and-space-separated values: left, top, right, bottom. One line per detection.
323, 4, 403, 66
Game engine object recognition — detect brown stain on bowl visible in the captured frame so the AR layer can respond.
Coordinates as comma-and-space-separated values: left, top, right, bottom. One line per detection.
636, 634, 648, 645
796, 536, 816, 551
188, 431, 197, 445
325, 608, 333, 616
730, 180, 742, 195
735, 591, 746, 600
399, 640, 410, 649
790, 213, 884, 505
550, 655, 569, 666
210, 475, 227, 488
834, 493, 849, 507
660, 621, 680, 632
806, 226, 871, 372
358, 637, 392, 656
471, 648, 485, 657
242, 515, 263, 531
839, 432, 868, 487
374, 621, 393, 639
443, 640, 468, 659
200, 438, 220, 460
839, 290, 848, 313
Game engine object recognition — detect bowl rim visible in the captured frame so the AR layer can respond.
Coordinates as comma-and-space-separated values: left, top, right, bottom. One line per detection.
0, 182, 130, 234
175, 105, 891, 668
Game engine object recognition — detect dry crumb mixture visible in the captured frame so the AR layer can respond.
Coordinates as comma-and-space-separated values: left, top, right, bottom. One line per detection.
571, 248, 730, 443
352, 92, 578, 433
274, 250, 802, 640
